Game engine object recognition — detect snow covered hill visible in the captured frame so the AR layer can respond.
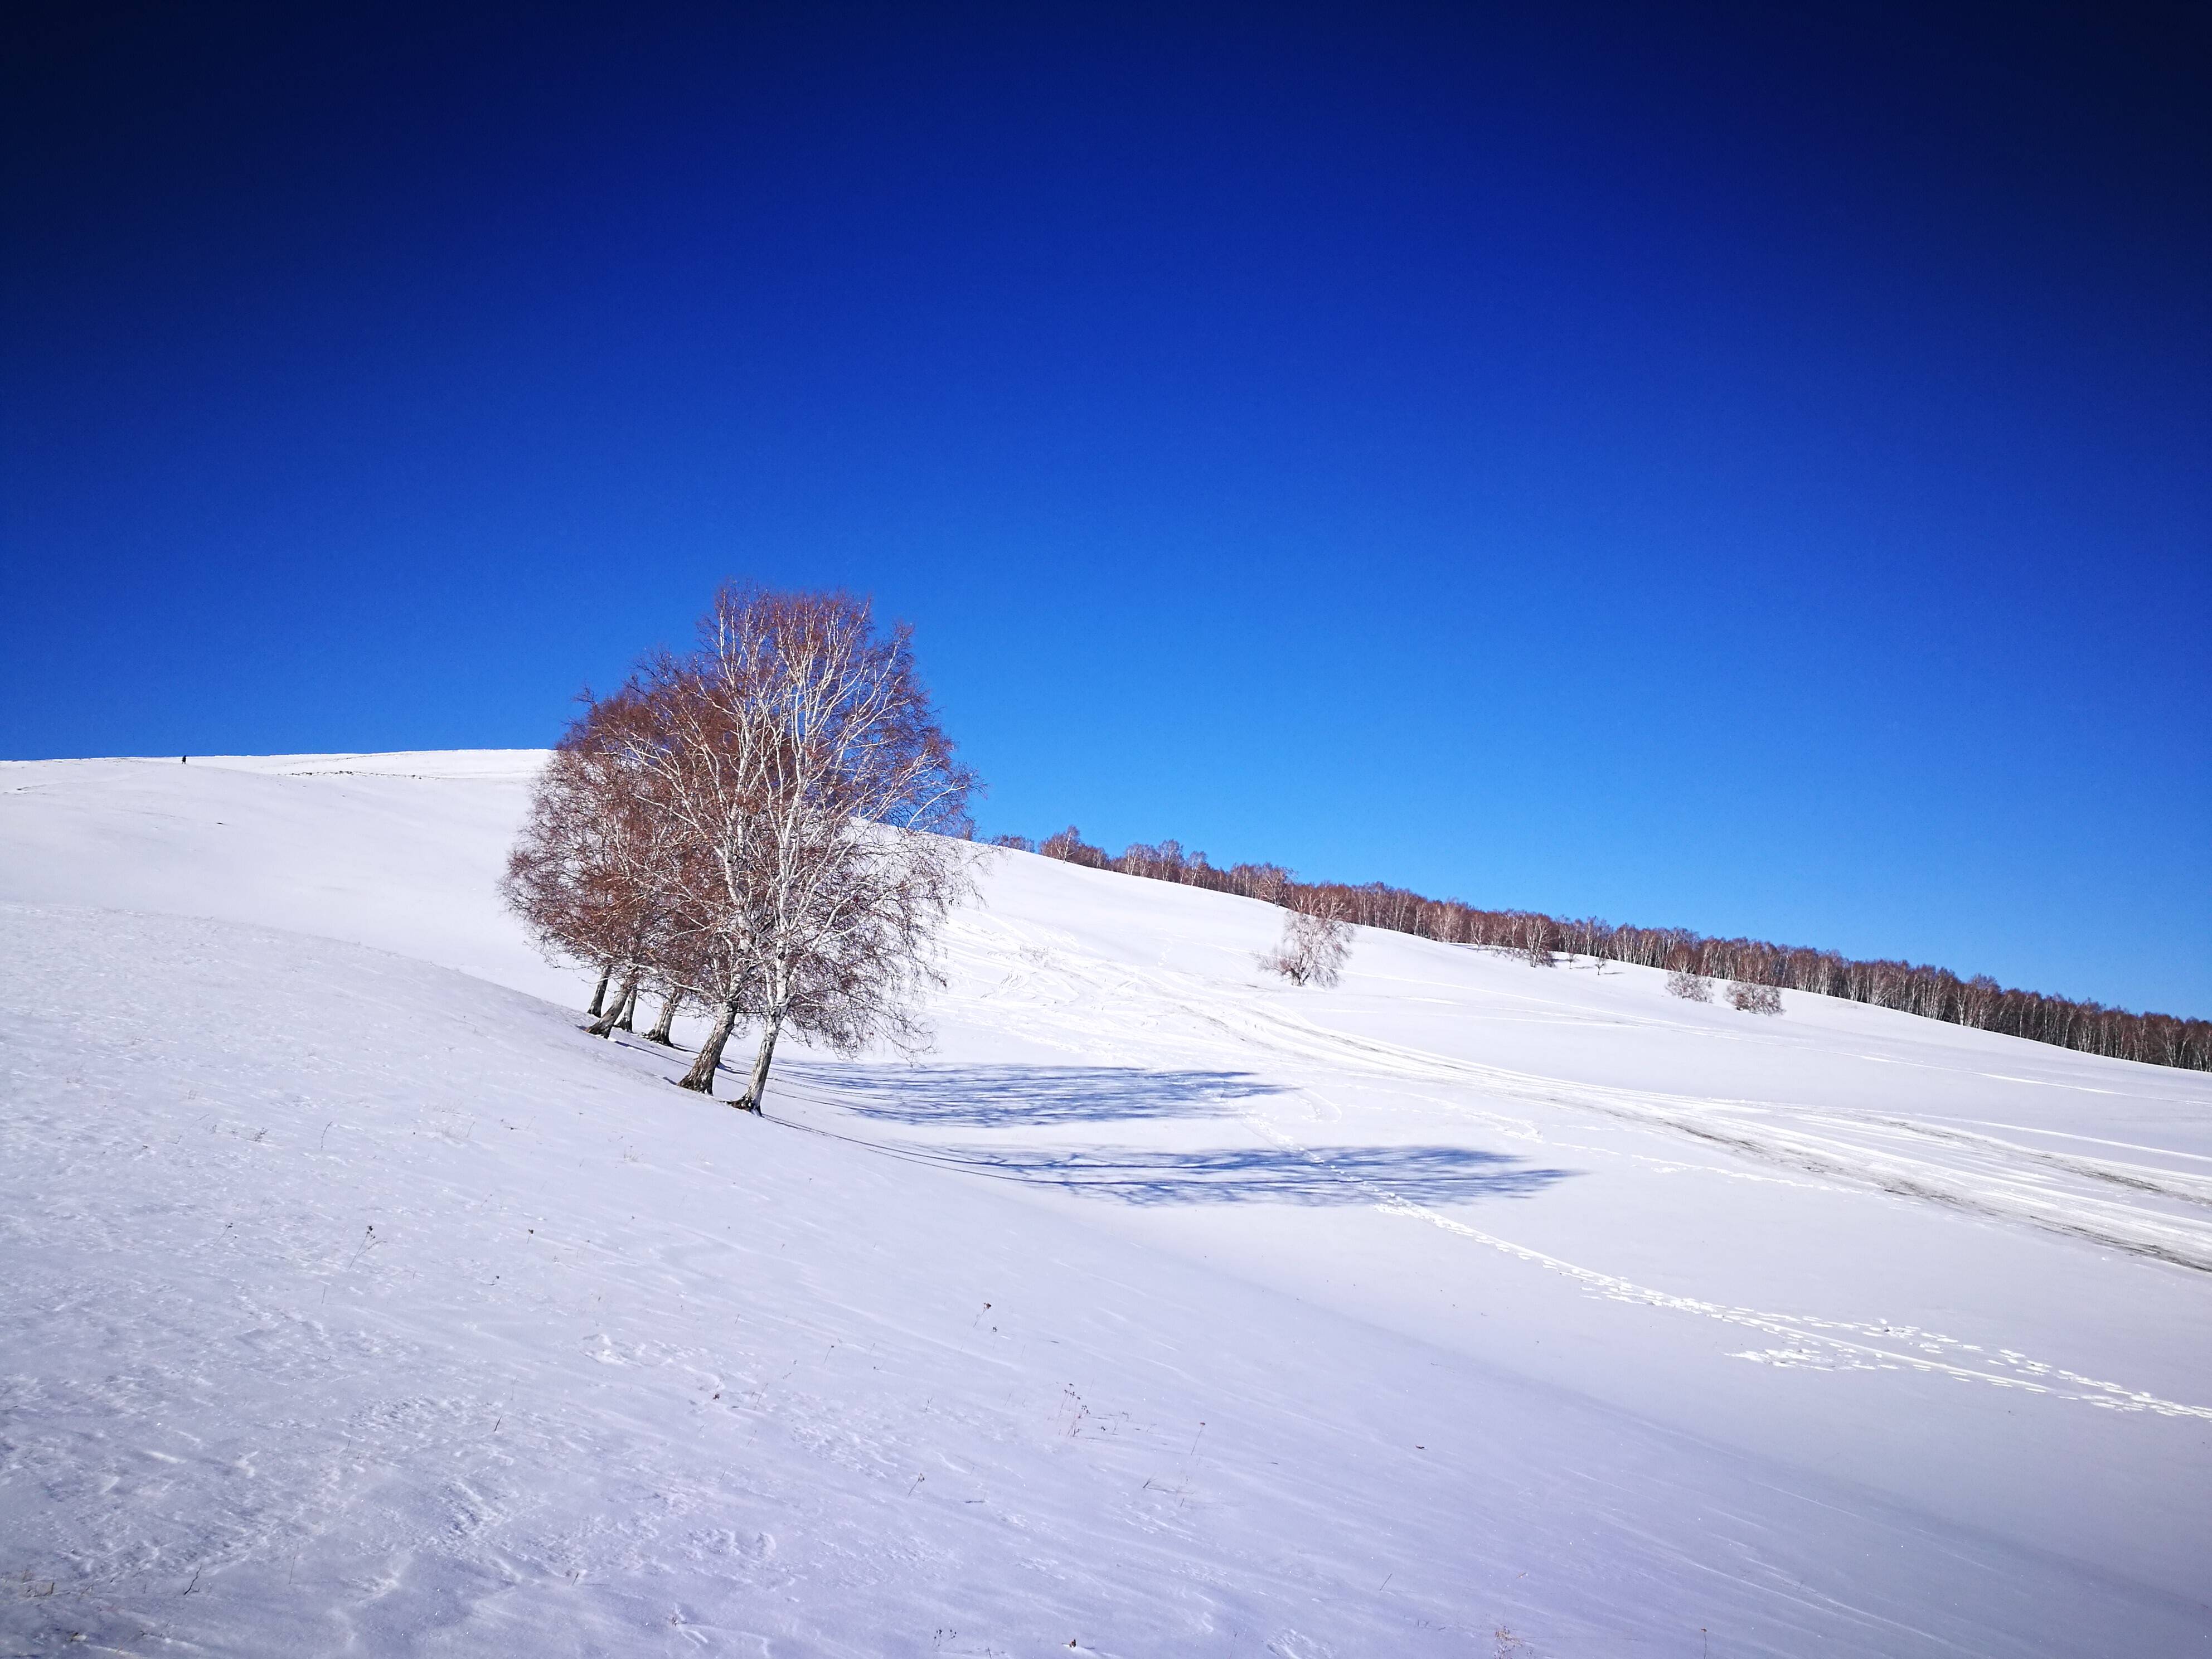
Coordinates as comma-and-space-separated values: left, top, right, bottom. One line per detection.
3, 753, 2208, 1656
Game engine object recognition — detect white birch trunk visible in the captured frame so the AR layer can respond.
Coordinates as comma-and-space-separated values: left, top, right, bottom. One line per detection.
736, 1013, 782, 1114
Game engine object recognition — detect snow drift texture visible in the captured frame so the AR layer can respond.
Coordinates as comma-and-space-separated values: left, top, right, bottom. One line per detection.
2, 752, 2208, 1657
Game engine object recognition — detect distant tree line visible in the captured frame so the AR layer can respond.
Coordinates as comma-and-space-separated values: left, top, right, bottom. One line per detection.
993, 827, 2211, 1073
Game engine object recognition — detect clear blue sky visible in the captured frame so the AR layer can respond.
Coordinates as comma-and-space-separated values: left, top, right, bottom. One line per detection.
5, 3, 2207, 1017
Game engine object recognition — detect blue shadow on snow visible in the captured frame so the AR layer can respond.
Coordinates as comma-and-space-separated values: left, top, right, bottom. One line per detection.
789, 1062, 1286, 1127
777, 1061, 1574, 1207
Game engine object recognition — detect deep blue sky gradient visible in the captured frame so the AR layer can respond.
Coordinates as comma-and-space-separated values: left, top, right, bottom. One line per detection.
5, 2, 2208, 1014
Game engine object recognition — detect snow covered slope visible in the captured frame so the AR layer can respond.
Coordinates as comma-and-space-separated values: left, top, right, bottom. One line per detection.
3, 754, 2208, 1656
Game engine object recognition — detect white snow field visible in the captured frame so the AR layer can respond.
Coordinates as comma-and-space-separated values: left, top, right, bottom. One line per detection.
3, 753, 2208, 1657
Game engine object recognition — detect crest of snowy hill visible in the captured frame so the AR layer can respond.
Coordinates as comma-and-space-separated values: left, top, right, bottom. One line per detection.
2, 753, 2208, 1657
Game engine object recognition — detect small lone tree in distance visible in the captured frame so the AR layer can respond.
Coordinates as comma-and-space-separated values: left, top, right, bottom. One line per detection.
1667, 969, 1713, 1001
1262, 899, 1352, 988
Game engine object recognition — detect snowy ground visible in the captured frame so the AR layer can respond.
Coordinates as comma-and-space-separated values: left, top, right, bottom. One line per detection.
2, 753, 2208, 1657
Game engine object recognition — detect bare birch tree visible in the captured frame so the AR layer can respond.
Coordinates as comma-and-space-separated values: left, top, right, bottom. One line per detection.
615, 587, 976, 1109
1262, 899, 1352, 988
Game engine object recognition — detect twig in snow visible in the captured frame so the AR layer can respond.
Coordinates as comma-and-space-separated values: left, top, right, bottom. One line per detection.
345, 1225, 381, 1273
1177, 1420, 1207, 1510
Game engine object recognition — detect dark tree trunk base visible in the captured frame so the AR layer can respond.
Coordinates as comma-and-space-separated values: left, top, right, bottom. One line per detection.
587, 968, 640, 1038
680, 1000, 740, 1094
735, 1017, 782, 1115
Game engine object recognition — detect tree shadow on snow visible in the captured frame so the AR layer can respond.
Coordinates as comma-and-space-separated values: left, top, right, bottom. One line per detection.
934, 1142, 1574, 1207
784, 1062, 1288, 1126
777, 1062, 1575, 1206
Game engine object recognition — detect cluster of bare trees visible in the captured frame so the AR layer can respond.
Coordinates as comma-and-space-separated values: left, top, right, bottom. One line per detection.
1003, 829, 1295, 904
1006, 827, 1348, 987
1005, 827, 2210, 1071
1726, 981, 1783, 1015
1666, 972, 1782, 1015
505, 586, 976, 1111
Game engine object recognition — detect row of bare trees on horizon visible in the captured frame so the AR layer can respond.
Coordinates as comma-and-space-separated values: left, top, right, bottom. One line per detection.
993, 827, 2211, 1073
503, 586, 974, 1112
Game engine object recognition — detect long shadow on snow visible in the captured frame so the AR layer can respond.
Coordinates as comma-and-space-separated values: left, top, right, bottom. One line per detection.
776, 1061, 1571, 1206
922, 1143, 1574, 1207
783, 1061, 1287, 1126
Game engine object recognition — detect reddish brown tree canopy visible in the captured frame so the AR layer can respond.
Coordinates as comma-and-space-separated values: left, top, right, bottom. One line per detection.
505, 586, 977, 1109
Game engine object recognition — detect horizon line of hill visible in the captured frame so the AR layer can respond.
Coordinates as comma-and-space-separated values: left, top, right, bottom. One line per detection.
988, 827, 2210, 1074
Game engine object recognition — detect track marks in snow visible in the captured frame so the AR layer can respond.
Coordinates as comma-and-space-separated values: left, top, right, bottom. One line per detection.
1214, 1118, 2212, 1422
1386, 1199, 2212, 1420
938, 922, 2212, 1274
916, 913, 2212, 1424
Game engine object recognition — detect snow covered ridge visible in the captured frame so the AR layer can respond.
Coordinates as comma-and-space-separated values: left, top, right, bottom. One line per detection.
3, 753, 2211, 1655
149, 748, 554, 780
1002, 827, 2212, 1073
